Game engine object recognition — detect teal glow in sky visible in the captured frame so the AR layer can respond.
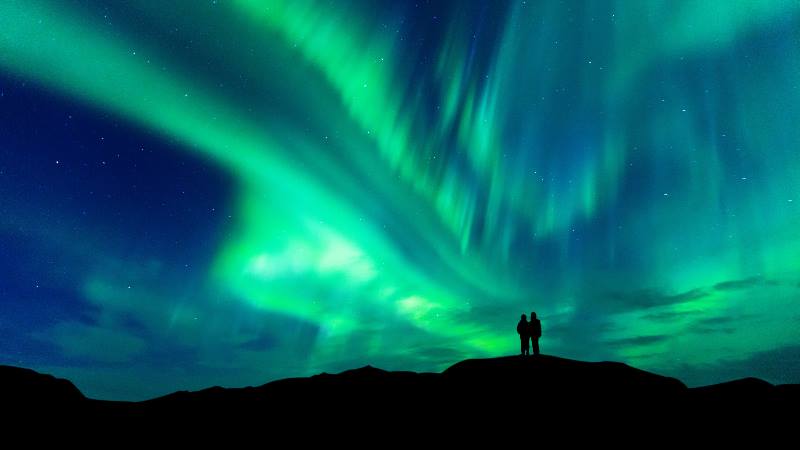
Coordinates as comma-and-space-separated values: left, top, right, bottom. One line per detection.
1, 0, 799, 400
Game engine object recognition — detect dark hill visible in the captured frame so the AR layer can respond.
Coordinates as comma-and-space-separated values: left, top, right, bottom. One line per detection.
0, 365, 85, 404
2, 356, 797, 432
443, 355, 687, 395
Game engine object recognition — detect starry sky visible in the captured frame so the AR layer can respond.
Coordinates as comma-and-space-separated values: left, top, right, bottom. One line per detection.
1, 0, 799, 400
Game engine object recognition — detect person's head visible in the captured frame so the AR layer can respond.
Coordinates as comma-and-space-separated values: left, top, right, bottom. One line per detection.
531, 312, 537, 319
521, 313, 527, 320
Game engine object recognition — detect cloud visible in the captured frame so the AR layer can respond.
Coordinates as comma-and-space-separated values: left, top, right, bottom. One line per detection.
641, 310, 702, 322
415, 346, 468, 362
712, 276, 765, 291
238, 334, 278, 352
688, 325, 736, 335
686, 314, 759, 335
598, 287, 708, 312
605, 334, 670, 348
546, 318, 614, 338
693, 316, 734, 326
667, 344, 800, 387
583, 275, 800, 314
43, 322, 146, 364
594, 274, 792, 316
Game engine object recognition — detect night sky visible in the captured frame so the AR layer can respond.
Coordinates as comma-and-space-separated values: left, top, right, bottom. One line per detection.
2, 0, 799, 401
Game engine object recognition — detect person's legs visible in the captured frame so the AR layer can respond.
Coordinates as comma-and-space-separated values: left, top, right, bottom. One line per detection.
532, 338, 540, 356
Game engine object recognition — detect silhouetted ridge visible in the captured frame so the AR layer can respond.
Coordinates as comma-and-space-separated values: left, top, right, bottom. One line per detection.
1, 365, 85, 404
439, 355, 688, 417
690, 376, 794, 406
444, 355, 686, 396
1, 357, 796, 431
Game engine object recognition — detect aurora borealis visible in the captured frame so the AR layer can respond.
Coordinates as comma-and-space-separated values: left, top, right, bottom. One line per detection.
1, 0, 799, 400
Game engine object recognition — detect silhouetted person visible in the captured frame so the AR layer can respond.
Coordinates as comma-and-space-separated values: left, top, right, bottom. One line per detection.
517, 314, 530, 356
529, 312, 541, 356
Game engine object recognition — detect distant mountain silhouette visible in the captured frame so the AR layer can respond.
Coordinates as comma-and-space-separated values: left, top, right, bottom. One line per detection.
3, 356, 797, 433
1, 365, 85, 404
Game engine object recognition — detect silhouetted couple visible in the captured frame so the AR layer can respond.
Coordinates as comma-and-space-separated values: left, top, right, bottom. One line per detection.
516, 312, 541, 356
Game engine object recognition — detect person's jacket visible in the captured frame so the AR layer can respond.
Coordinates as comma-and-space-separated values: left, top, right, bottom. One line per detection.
517, 320, 529, 337
530, 319, 541, 338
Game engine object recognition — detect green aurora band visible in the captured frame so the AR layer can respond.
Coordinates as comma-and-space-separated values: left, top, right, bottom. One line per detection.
1, 0, 799, 399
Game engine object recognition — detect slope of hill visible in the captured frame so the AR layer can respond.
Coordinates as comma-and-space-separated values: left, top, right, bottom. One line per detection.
2, 355, 796, 432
